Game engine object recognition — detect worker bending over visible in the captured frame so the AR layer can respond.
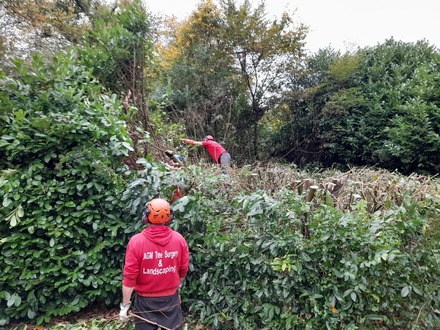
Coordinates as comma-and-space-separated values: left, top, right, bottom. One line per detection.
181, 135, 231, 174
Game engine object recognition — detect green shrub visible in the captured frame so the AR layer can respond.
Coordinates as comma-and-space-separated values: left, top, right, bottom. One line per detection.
274, 40, 440, 175
0, 51, 135, 326
175, 181, 439, 329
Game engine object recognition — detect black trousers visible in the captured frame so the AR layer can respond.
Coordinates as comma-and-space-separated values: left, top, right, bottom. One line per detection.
133, 291, 183, 330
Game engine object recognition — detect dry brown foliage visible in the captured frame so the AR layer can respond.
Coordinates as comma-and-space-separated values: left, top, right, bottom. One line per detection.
230, 163, 439, 214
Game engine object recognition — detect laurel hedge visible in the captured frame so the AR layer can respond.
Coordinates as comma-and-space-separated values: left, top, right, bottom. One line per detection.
0, 51, 137, 326
172, 171, 440, 329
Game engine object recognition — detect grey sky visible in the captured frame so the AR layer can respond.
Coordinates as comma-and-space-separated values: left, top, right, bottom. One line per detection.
146, 0, 440, 53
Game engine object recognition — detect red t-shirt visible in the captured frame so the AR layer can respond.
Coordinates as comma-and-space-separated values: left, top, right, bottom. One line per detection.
202, 140, 226, 163
122, 225, 189, 297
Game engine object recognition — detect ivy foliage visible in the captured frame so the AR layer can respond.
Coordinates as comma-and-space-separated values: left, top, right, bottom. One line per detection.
0, 51, 135, 325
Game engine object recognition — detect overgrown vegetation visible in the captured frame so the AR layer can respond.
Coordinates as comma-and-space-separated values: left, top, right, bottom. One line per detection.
0, 51, 135, 325
4, 164, 439, 329
175, 165, 440, 329
1, 0, 439, 329
273, 40, 440, 174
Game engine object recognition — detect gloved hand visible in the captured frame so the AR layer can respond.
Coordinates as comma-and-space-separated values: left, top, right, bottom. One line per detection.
181, 138, 194, 145
119, 302, 131, 322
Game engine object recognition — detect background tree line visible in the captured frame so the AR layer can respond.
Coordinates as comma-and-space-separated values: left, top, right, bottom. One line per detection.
1, 0, 439, 328
2, 0, 438, 174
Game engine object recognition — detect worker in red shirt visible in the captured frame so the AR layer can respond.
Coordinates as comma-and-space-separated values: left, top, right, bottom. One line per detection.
181, 135, 231, 174
120, 198, 190, 329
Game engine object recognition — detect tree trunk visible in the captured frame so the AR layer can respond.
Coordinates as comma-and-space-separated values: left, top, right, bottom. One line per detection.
253, 118, 258, 160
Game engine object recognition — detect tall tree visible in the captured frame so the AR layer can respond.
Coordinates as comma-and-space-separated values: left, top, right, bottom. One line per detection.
157, 0, 242, 161
221, 0, 307, 159
158, 0, 307, 162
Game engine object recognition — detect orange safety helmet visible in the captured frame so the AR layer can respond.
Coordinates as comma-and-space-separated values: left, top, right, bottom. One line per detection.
143, 198, 173, 224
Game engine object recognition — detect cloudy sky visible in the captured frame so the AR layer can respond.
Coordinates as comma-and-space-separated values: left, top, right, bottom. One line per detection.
146, 0, 440, 53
